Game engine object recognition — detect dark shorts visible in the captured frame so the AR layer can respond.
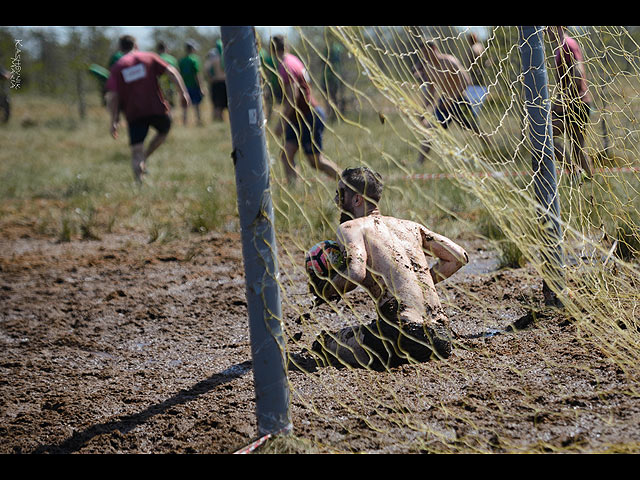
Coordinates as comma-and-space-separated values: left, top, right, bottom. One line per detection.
128, 114, 171, 146
187, 86, 203, 105
552, 99, 591, 135
209, 80, 228, 109
285, 107, 326, 155
311, 299, 452, 371
435, 96, 478, 130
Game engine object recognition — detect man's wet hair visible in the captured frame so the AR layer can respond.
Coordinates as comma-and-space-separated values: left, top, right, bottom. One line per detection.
119, 35, 136, 53
340, 166, 384, 205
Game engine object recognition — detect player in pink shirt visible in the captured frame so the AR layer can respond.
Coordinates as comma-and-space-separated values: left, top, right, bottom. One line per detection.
271, 35, 340, 184
105, 35, 190, 183
549, 26, 594, 178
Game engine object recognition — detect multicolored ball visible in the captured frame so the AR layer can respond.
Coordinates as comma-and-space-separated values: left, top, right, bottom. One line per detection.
304, 240, 345, 300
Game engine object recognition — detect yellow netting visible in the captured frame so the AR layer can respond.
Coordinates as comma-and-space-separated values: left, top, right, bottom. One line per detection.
256, 26, 640, 452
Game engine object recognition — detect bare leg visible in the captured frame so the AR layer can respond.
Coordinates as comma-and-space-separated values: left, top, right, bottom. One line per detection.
305, 151, 340, 180
552, 106, 593, 177
144, 132, 168, 160
552, 112, 569, 171
417, 141, 431, 164
418, 117, 433, 164
280, 141, 300, 184
572, 125, 594, 177
131, 143, 146, 183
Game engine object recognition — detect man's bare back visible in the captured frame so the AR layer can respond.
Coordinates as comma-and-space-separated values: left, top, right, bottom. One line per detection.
336, 214, 468, 326
309, 167, 468, 368
413, 41, 481, 162
420, 53, 471, 103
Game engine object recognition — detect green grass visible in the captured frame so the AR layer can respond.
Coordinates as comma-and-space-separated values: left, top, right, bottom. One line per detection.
0, 94, 239, 242
0, 93, 486, 250
11, 90, 634, 263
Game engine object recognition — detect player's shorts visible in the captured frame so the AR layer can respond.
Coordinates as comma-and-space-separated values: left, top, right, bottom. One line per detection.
285, 107, 326, 155
434, 96, 478, 130
270, 82, 283, 103
187, 86, 203, 105
311, 299, 452, 370
552, 99, 591, 134
128, 114, 172, 145
209, 80, 228, 109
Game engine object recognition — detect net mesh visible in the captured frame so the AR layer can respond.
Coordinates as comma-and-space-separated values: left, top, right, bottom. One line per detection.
255, 26, 640, 452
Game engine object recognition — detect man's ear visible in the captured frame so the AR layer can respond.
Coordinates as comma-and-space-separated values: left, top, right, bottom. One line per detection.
352, 193, 364, 207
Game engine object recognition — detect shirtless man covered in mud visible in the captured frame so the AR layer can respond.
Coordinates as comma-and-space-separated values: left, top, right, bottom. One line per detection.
311, 166, 468, 370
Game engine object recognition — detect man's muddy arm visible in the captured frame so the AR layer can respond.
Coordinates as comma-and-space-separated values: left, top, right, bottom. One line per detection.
421, 228, 469, 284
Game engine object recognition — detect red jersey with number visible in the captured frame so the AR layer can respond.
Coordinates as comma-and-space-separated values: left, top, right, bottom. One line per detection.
106, 51, 170, 121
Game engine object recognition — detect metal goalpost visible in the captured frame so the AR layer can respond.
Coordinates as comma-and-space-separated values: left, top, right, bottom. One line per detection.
221, 26, 292, 438
518, 26, 565, 306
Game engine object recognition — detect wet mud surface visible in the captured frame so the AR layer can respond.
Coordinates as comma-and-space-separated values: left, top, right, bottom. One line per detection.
1, 227, 639, 453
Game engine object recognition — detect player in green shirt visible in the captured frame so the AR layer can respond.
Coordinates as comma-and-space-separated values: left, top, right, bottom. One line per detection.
179, 40, 205, 126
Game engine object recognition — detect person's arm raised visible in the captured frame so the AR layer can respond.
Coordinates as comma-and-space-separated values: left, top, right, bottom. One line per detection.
165, 64, 191, 109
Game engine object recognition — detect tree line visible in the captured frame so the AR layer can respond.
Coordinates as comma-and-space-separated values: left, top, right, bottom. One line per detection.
3, 26, 640, 117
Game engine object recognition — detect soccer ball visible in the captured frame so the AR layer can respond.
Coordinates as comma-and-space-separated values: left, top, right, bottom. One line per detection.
305, 240, 345, 296
305, 240, 345, 279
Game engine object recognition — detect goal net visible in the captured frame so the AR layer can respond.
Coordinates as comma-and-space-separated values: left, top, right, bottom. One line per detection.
255, 26, 640, 452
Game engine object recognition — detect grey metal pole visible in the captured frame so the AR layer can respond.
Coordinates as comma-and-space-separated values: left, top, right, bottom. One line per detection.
221, 26, 292, 436
518, 26, 565, 305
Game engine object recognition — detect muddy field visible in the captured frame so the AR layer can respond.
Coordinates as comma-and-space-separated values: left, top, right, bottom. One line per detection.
1, 224, 639, 454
